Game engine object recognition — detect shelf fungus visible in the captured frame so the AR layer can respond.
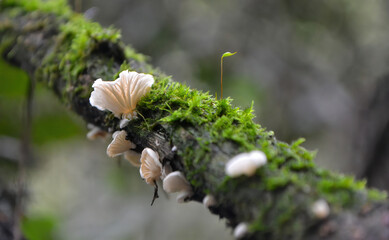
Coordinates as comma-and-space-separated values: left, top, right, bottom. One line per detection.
89, 70, 154, 128
140, 148, 162, 205
106, 130, 136, 157
163, 171, 193, 203
225, 150, 267, 177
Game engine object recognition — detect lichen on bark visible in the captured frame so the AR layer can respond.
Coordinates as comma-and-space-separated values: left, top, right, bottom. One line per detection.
1, 1, 388, 239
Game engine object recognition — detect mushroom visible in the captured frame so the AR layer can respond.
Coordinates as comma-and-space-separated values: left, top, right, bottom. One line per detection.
106, 130, 136, 158
203, 194, 217, 208
311, 199, 330, 219
234, 222, 249, 239
86, 123, 108, 140
225, 150, 267, 177
124, 150, 141, 167
171, 146, 177, 152
163, 171, 193, 203
139, 148, 162, 205
89, 70, 154, 128
140, 148, 162, 185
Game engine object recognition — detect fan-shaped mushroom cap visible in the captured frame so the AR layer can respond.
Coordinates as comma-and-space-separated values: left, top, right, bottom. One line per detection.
140, 148, 162, 185
89, 70, 154, 119
163, 171, 193, 203
124, 150, 141, 167
163, 171, 191, 193
225, 150, 267, 177
106, 130, 136, 157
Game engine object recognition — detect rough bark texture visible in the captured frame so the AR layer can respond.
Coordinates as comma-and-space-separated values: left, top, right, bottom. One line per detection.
1, 1, 389, 239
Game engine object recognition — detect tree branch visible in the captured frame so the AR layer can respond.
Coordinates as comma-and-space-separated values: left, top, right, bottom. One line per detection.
1, 1, 388, 239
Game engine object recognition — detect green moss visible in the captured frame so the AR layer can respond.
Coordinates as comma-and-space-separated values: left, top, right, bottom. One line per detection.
1, 0, 71, 16
368, 188, 388, 201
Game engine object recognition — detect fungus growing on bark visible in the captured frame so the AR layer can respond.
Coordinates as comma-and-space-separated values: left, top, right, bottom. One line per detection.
203, 194, 217, 208
225, 150, 267, 177
163, 171, 193, 203
89, 70, 154, 128
140, 148, 162, 205
124, 150, 141, 167
106, 130, 136, 157
234, 222, 249, 239
86, 123, 108, 140
311, 199, 330, 219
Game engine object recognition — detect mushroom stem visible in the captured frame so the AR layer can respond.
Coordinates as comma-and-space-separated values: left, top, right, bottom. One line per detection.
151, 180, 159, 206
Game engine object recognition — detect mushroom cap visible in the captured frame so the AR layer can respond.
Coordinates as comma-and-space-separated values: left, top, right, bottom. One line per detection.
163, 171, 192, 193
234, 222, 249, 239
203, 194, 217, 208
225, 150, 267, 177
106, 130, 136, 157
89, 70, 154, 119
124, 150, 141, 167
176, 191, 192, 203
140, 148, 162, 185
86, 124, 108, 140
311, 199, 330, 219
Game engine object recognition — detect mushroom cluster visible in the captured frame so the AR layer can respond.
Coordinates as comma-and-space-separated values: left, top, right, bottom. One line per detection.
87, 70, 268, 235
87, 70, 194, 205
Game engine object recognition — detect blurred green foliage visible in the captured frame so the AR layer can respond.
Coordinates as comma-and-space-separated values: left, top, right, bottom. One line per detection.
21, 214, 58, 240
0, 58, 85, 145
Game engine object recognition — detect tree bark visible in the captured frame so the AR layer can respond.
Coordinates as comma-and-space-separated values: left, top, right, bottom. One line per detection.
1, 2, 389, 239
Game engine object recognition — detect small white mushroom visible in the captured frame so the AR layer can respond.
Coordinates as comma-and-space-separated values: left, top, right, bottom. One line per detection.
119, 119, 131, 129
203, 194, 217, 208
171, 146, 177, 152
234, 222, 249, 239
106, 130, 136, 157
311, 199, 330, 219
139, 148, 162, 186
89, 70, 154, 121
163, 171, 193, 203
225, 150, 267, 177
124, 150, 141, 167
86, 124, 108, 140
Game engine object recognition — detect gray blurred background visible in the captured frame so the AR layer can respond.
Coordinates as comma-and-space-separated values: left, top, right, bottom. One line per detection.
1, 0, 389, 239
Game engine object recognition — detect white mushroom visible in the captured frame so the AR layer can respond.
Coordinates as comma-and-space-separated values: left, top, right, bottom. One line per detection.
233, 222, 249, 239
163, 171, 193, 203
139, 148, 162, 186
106, 130, 136, 157
124, 150, 141, 167
89, 70, 154, 127
203, 194, 217, 208
225, 150, 267, 177
311, 199, 330, 219
86, 124, 108, 140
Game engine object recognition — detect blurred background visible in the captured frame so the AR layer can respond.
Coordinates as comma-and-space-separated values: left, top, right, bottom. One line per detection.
1, 0, 389, 239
